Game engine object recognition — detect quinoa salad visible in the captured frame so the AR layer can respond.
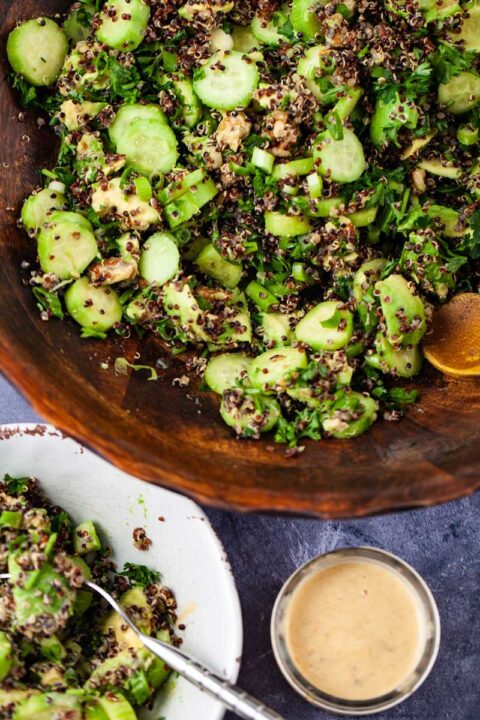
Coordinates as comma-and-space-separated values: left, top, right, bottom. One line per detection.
5, 0, 480, 448
0, 473, 179, 719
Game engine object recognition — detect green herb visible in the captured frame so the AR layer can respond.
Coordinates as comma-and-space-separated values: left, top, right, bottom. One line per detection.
33, 288, 64, 319
119, 562, 160, 586
2, 474, 30, 496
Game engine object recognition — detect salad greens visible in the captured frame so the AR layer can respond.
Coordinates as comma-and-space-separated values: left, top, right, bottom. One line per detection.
6, 0, 480, 447
0, 474, 179, 719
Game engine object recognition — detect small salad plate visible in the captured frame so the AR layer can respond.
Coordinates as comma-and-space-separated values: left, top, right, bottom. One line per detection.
0, 423, 243, 720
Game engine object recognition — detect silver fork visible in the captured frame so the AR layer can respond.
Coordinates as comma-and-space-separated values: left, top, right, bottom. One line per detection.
0, 574, 285, 720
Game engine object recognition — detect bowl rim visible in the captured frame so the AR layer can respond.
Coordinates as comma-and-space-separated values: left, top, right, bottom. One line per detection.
1, 350, 480, 518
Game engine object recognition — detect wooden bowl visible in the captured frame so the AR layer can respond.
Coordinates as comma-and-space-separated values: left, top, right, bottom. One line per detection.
1, 0, 480, 518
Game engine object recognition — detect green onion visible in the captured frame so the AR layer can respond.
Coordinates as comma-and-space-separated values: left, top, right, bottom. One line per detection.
134, 176, 153, 202
246, 280, 278, 312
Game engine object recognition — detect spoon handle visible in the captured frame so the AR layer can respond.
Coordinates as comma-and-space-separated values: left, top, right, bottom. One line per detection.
142, 634, 284, 720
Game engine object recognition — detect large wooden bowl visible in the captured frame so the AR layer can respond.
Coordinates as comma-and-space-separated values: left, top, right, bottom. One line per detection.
1, 0, 480, 518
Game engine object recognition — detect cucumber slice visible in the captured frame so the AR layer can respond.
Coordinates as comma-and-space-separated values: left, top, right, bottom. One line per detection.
251, 6, 289, 46
116, 119, 178, 177
314, 127, 366, 184
322, 392, 378, 439
65, 277, 122, 333
12, 692, 82, 720
172, 77, 203, 128
74, 520, 102, 554
139, 232, 180, 286
164, 178, 218, 228
246, 280, 278, 312
96, 0, 150, 51
193, 51, 259, 111
205, 353, 252, 394
295, 301, 353, 351
367, 332, 422, 378
158, 169, 206, 205
109, 104, 167, 148
37, 222, 98, 280
353, 258, 387, 302
265, 211, 311, 237
272, 157, 315, 181
220, 395, 281, 435
249, 347, 308, 392
449, 3, 480, 52
297, 45, 335, 101
7, 18, 68, 87
438, 71, 480, 114
259, 312, 295, 346
84, 701, 109, 720
97, 694, 137, 720
232, 25, 260, 52
21, 188, 65, 234
47, 211, 92, 230
64, 3, 96, 43
348, 206, 378, 227
195, 244, 242, 288
375, 274, 426, 347
291, 0, 324, 38
0, 633, 12, 682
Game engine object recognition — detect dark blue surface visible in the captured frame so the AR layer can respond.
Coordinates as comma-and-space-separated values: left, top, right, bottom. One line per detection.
1, 376, 478, 720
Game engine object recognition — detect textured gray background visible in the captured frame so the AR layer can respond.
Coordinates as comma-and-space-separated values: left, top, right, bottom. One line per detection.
0, 375, 478, 720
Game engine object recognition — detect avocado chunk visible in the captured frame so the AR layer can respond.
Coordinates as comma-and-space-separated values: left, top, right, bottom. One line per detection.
163, 281, 208, 342
322, 391, 378, 439
13, 692, 82, 720
367, 332, 422, 378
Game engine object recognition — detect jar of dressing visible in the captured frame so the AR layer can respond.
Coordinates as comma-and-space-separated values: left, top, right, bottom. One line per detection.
271, 547, 440, 715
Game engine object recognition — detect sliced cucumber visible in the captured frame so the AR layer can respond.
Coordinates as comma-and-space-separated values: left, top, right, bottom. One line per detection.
64, 2, 96, 43
116, 119, 178, 177
47, 211, 92, 230
251, 6, 289, 46
322, 392, 378, 439
297, 45, 335, 101
205, 353, 252, 393
259, 312, 295, 346
291, 0, 323, 39
353, 258, 387, 302
59, 99, 106, 131
295, 301, 353, 351
232, 25, 260, 52
249, 347, 308, 392
272, 157, 315, 181
37, 222, 98, 280
172, 77, 203, 128
21, 188, 65, 234
195, 244, 242, 288
96, 693, 137, 720
193, 51, 259, 111
139, 232, 180, 286
314, 127, 366, 184
375, 274, 426, 347
96, 0, 150, 51
265, 211, 311, 237
438, 71, 480, 114
220, 395, 281, 435
7, 18, 68, 86
109, 104, 167, 148
164, 178, 218, 228
367, 332, 422, 378
65, 277, 122, 333
158, 169, 206, 205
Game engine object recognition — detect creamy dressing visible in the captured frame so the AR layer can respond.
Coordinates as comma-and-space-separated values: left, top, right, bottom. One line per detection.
285, 559, 425, 701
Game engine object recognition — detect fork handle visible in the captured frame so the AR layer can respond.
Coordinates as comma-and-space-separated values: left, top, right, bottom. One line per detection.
142, 635, 284, 720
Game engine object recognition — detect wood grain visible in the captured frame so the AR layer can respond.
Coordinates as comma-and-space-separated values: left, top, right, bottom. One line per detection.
1, 0, 479, 518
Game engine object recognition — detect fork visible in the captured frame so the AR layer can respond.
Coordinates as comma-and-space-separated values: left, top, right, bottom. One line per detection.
0, 574, 285, 720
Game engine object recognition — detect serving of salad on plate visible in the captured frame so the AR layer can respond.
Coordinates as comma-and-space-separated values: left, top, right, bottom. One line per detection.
5, 0, 480, 448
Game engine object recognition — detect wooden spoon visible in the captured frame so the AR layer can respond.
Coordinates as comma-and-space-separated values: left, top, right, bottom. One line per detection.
423, 293, 480, 378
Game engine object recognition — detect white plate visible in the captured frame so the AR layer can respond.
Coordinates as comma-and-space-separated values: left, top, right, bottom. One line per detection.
0, 424, 243, 720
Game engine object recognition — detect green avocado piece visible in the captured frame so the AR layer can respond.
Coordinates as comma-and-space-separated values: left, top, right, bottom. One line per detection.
370, 93, 418, 147
375, 274, 426, 347
322, 391, 378, 439
438, 71, 480, 114
163, 281, 208, 342
400, 232, 455, 300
